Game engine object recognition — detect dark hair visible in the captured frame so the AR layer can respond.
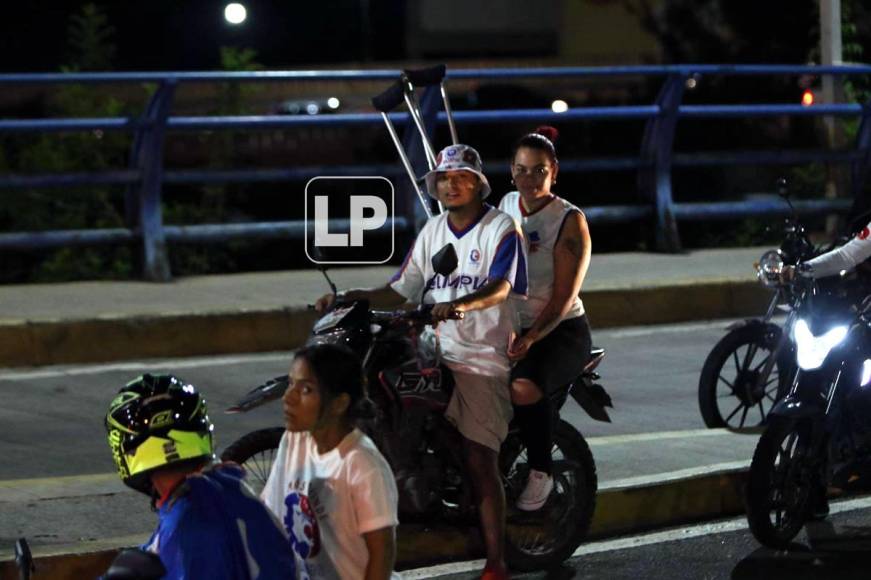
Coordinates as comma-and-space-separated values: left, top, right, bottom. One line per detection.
511, 125, 559, 166
293, 343, 375, 421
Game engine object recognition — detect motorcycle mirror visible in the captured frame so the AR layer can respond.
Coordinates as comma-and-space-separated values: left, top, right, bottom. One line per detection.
103, 548, 166, 580
431, 243, 458, 277
14, 538, 34, 580
776, 177, 789, 199
308, 240, 338, 296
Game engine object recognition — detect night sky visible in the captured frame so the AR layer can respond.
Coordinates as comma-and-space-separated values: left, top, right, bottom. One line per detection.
0, 1, 407, 72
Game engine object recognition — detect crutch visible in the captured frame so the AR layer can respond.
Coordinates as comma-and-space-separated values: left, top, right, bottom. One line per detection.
402, 64, 459, 147
372, 79, 434, 218
372, 65, 459, 218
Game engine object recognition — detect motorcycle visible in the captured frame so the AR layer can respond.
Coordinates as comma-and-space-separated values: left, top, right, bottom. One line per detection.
12, 537, 165, 580
221, 244, 614, 571
745, 269, 871, 549
698, 179, 818, 429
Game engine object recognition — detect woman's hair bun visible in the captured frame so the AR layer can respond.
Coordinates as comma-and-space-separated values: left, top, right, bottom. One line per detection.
534, 125, 559, 144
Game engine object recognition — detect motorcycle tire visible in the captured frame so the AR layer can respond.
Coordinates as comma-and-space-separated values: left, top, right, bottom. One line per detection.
698, 323, 792, 429
746, 417, 814, 549
221, 427, 285, 496
501, 419, 597, 572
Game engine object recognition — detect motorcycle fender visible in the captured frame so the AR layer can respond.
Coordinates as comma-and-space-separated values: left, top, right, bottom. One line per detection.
570, 382, 612, 423
725, 318, 770, 331
769, 397, 824, 419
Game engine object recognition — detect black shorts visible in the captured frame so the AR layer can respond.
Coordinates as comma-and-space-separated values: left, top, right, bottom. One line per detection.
510, 315, 592, 395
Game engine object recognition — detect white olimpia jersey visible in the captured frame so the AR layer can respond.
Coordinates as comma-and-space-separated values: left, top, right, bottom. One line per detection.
389, 205, 527, 377
499, 191, 585, 328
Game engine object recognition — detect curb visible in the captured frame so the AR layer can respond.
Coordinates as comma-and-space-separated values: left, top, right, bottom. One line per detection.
0, 281, 768, 367
0, 466, 750, 579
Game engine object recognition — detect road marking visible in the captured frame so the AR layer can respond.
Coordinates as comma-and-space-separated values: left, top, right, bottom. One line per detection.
0, 473, 124, 503
402, 495, 871, 578
601, 460, 750, 490
0, 352, 291, 381
588, 428, 738, 446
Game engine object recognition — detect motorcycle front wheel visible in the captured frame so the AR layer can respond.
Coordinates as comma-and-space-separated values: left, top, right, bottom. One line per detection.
221, 427, 285, 497
746, 417, 815, 549
698, 323, 792, 429
500, 419, 597, 572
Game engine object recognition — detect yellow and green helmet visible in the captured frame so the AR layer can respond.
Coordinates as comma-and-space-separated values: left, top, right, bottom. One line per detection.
105, 374, 214, 495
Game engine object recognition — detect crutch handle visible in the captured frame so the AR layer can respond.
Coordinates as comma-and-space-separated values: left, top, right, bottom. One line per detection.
403, 64, 446, 87
372, 80, 406, 113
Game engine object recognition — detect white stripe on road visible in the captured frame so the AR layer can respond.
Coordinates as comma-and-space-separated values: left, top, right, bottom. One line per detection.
0, 352, 292, 381
588, 428, 736, 446
401, 495, 871, 579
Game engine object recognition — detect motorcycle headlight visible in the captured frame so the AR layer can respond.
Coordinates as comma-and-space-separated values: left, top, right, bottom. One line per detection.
861, 359, 871, 387
793, 319, 848, 370
756, 250, 784, 288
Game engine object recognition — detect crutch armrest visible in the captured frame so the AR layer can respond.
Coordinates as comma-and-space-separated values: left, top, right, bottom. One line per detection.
403, 64, 446, 87
372, 80, 406, 112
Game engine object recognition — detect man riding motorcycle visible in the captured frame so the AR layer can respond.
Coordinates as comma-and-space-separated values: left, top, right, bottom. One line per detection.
315, 144, 527, 580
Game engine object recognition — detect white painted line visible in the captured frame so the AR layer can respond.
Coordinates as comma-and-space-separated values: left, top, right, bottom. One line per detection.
588, 428, 736, 446
0, 352, 291, 381
402, 495, 871, 578
601, 460, 751, 490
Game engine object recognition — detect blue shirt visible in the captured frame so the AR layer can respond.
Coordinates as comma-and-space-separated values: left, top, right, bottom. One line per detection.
144, 463, 300, 580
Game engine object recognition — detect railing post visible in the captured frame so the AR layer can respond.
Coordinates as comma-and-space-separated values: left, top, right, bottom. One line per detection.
850, 98, 871, 211
400, 85, 441, 232
126, 80, 176, 281
638, 73, 688, 252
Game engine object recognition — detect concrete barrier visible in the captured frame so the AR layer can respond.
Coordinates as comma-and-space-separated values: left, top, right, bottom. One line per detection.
0, 281, 768, 367
0, 466, 750, 579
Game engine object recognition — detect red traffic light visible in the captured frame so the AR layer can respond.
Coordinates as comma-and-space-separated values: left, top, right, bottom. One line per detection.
801, 89, 814, 106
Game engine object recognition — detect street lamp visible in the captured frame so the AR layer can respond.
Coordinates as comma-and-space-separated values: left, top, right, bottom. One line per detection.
224, 3, 247, 25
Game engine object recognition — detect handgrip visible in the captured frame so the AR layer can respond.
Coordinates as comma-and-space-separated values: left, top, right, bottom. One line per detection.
403, 64, 447, 87
372, 80, 406, 112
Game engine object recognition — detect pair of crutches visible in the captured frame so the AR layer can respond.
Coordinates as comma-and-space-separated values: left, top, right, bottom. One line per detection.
372, 64, 459, 219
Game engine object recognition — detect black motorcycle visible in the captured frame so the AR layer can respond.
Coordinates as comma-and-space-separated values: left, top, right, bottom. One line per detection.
222, 244, 613, 571
746, 273, 871, 548
698, 181, 818, 429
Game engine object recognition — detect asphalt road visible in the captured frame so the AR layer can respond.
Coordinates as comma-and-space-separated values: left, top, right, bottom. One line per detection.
418, 497, 871, 580
0, 318, 740, 481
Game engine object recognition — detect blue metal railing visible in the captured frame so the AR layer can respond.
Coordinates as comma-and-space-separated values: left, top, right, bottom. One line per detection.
1, 65, 871, 280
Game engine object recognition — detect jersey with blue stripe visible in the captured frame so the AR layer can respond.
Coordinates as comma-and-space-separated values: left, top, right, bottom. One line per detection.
143, 463, 301, 580
390, 204, 527, 376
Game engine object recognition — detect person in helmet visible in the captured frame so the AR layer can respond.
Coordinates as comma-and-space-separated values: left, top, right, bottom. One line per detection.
104, 373, 302, 580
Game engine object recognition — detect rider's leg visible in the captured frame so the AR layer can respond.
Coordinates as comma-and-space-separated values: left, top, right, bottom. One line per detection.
511, 379, 554, 510
464, 437, 508, 576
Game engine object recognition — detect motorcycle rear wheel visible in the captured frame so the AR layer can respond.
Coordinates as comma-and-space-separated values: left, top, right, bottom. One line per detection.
500, 419, 597, 572
698, 323, 792, 429
746, 417, 814, 549
221, 427, 285, 497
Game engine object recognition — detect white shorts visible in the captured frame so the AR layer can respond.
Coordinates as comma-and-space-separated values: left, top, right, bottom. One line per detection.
444, 369, 513, 452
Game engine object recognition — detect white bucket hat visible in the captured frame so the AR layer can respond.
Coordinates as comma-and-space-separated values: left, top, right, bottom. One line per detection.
423, 144, 492, 200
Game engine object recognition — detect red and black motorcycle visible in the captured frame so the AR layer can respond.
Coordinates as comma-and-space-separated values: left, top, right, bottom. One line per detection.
221, 244, 612, 571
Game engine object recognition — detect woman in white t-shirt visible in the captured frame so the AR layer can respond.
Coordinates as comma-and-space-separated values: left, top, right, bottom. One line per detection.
499, 126, 593, 512
261, 343, 400, 580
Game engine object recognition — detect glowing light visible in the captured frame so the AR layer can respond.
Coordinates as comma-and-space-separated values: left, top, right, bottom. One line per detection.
224, 3, 247, 25
801, 89, 814, 107
327, 97, 340, 110
862, 359, 871, 386
305, 103, 320, 115
551, 99, 569, 113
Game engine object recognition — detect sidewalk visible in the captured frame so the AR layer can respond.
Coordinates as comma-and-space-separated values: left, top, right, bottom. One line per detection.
0, 247, 771, 367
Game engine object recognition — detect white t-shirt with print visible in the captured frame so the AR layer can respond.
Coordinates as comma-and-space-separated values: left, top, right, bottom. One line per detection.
261, 429, 400, 580
499, 191, 585, 328
389, 205, 528, 377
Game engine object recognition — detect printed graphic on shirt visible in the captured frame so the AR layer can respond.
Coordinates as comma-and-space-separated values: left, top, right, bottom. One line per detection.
860, 227, 870, 240
284, 491, 321, 559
